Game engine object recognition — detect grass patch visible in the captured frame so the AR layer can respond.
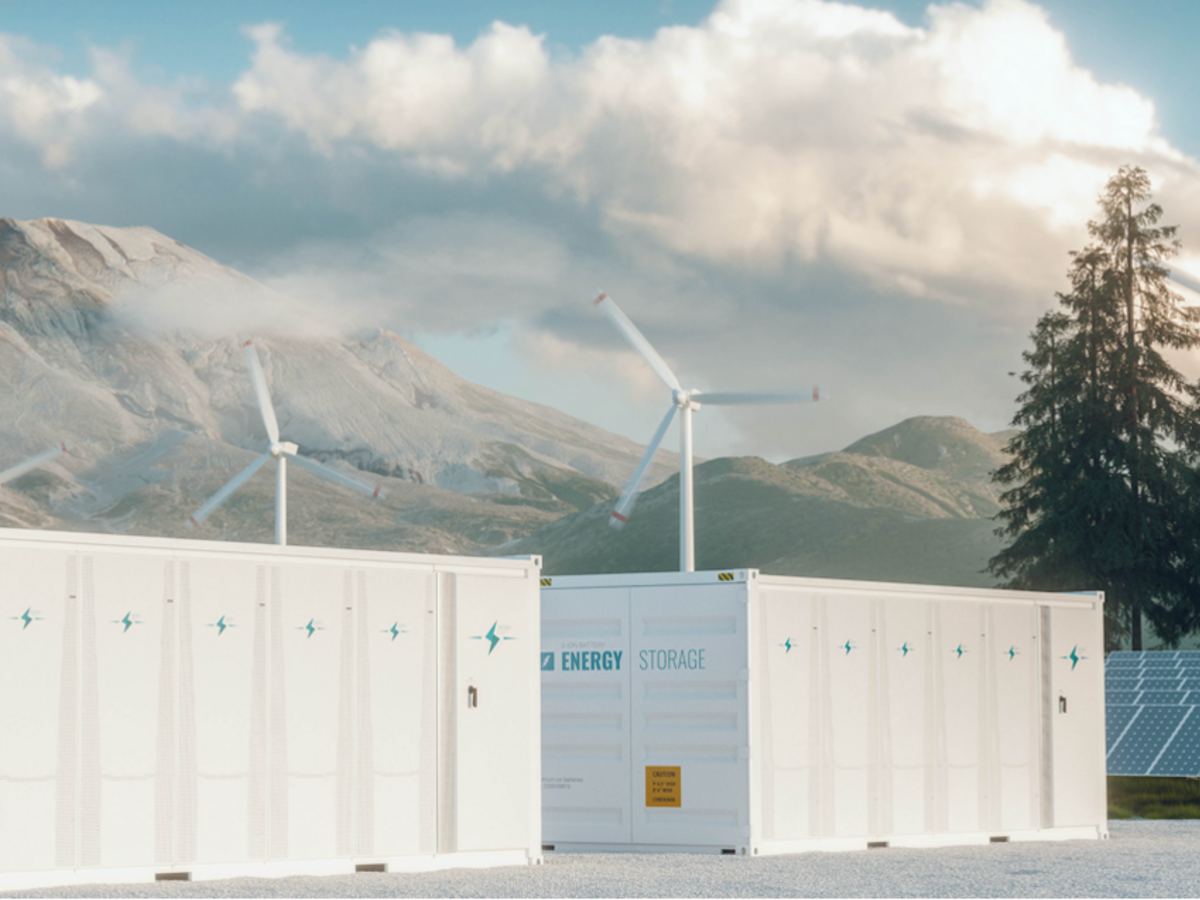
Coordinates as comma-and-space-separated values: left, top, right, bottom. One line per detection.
1109, 776, 1200, 819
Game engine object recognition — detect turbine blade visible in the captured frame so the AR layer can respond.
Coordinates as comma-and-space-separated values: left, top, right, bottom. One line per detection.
691, 387, 823, 406
0, 445, 65, 486
281, 451, 385, 499
0, 443, 68, 486
187, 452, 272, 529
593, 291, 681, 392
241, 338, 281, 445
610, 404, 678, 529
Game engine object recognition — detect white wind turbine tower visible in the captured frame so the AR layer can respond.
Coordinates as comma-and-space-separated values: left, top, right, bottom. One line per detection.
187, 338, 384, 545
595, 292, 822, 572
0, 442, 69, 486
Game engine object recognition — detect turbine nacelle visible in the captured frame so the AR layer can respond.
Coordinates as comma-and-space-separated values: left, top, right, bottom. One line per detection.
270, 441, 299, 458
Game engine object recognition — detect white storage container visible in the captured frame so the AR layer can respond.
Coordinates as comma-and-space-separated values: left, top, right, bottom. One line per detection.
540, 570, 1106, 856
0, 528, 542, 892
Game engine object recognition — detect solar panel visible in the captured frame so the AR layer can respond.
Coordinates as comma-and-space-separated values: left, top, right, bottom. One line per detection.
1142, 678, 1184, 690
1106, 651, 1200, 776
1148, 710, 1200, 776
1106, 705, 1140, 746
1107, 690, 1141, 705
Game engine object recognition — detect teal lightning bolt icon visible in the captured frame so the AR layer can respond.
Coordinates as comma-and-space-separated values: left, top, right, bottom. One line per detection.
382, 622, 408, 641
843, 640, 854, 655
295, 619, 324, 639
781, 637, 793, 653
110, 612, 140, 633
955, 643, 966, 659
471, 621, 516, 655
10, 608, 43, 629
899, 642, 911, 657
1062, 645, 1086, 670
207, 615, 235, 636
1008, 646, 1018, 661
305, 619, 315, 639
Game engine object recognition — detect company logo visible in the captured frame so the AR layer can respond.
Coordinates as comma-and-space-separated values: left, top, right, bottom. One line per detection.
1008, 645, 1019, 661
1062, 645, 1087, 670
841, 639, 857, 656
898, 642, 912, 657
780, 637, 794, 654
112, 612, 142, 633
954, 643, 967, 659
381, 622, 407, 641
297, 618, 324, 639
10, 607, 43, 630
471, 621, 515, 655
208, 615, 234, 636
541, 652, 555, 671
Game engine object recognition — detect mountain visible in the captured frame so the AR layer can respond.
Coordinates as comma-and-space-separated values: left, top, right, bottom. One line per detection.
0, 217, 677, 552
1, 217, 1017, 588
502, 417, 1013, 587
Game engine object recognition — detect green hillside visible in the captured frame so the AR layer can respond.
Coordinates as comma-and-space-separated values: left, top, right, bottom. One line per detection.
501, 416, 1011, 587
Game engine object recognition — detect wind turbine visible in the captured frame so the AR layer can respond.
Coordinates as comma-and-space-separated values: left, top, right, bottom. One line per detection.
0, 442, 69, 486
594, 291, 821, 572
187, 338, 384, 545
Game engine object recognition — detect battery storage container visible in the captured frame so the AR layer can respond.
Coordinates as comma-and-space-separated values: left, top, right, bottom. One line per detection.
0, 528, 542, 892
540, 570, 1106, 856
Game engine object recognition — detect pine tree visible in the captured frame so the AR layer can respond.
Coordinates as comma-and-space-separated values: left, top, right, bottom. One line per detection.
989, 166, 1200, 649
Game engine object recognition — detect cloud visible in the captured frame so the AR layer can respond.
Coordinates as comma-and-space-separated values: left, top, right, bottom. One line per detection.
4, 0, 1200, 460
229, 0, 1193, 314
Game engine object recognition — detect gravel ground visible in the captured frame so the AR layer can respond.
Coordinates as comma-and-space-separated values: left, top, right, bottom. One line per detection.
4, 821, 1198, 898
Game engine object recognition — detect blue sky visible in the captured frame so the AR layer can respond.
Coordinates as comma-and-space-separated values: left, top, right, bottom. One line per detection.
8, 0, 1197, 152
3, 0, 1200, 460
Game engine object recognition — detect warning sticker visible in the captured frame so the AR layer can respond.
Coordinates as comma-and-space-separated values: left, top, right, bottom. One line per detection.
645, 766, 681, 807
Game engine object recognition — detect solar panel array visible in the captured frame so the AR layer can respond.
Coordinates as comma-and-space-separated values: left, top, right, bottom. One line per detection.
1106, 651, 1200, 776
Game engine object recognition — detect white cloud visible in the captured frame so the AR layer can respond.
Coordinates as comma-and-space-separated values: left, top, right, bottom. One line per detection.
226, 0, 1192, 315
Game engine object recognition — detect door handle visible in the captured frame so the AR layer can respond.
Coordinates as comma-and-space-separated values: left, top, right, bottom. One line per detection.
468, 686, 478, 708
1059, 695, 1067, 714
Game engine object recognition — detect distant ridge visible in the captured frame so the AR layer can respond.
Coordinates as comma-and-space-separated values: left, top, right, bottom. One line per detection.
501, 416, 1011, 587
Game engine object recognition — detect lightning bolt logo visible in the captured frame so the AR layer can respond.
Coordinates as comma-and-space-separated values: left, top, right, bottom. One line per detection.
10, 608, 43, 629
1062, 645, 1086, 670
899, 642, 911, 657
955, 643, 966, 659
111, 612, 140, 633
21, 608, 32, 629
295, 618, 324, 639
305, 619, 315, 639
843, 640, 855, 656
781, 637, 793, 653
1008, 646, 1018, 661
471, 621, 515, 655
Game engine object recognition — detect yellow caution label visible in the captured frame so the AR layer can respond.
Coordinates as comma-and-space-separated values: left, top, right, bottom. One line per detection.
540, 577, 552, 587
718, 572, 735, 582
645, 766, 681, 807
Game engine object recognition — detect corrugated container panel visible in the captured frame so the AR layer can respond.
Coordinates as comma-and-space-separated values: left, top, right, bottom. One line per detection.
0, 528, 542, 892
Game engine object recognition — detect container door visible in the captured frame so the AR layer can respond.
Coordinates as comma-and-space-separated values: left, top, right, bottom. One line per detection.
1048, 604, 1104, 827
272, 561, 351, 862
935, 601, 984, 834
756, 587, 816, 842
88, 552, 174, 870
183, 556, 263, 868
540, 587, 632, 845
988, 603, 1039, 833
356, 568, 437, 858
878, 599, 929, 837
0, 547, 76, 875
630, 583, 749, 849
823, 594, 872, 838
454, 572, 537, 852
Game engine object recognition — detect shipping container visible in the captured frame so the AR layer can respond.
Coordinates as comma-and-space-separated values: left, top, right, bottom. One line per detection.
540, 570, 1106, 856
0, 528, 542, 892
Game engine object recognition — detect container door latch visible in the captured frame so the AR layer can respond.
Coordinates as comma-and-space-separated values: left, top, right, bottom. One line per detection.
468, 686, 479, 709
